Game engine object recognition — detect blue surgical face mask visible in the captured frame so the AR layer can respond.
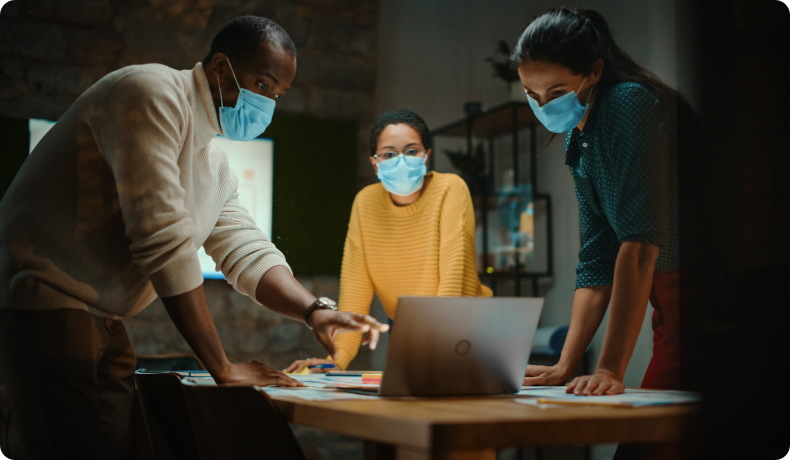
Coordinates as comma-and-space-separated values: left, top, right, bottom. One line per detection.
526, 77, 592, 133
217, 58, 276, 141
376, 154, 427, 196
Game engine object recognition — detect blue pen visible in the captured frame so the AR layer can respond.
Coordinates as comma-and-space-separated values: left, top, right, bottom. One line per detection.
308, 363, 336, 370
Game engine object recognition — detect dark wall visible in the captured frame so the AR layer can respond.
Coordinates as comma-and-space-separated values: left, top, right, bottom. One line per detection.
0, 115, 27, 201
690, 0, 790, 458
267, 113, 358, 276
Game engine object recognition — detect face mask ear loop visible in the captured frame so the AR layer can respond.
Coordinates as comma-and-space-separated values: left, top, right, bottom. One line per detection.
579, 76, 594, 105
216, 75, 224, 108
226, 58, 242, 92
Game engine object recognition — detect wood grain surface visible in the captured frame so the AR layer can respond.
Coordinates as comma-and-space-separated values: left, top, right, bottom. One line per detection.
270, 394, 698, 451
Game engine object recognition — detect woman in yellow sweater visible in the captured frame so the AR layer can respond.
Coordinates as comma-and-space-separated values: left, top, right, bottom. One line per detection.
286, 110, 492, 372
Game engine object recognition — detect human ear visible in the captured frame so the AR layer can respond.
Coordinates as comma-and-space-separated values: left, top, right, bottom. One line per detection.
370, 156, 377, 174
590, 58, 604, 85
211, 53, 228, 78
424, 149, 432, 167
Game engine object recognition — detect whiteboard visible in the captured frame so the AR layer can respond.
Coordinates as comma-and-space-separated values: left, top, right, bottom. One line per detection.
29, 118, 56, 153
199, 136, 274, 279
27, 119, 274, 281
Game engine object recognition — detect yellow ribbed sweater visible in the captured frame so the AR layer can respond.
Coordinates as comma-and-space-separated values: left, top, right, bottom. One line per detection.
331, 172, 493, 369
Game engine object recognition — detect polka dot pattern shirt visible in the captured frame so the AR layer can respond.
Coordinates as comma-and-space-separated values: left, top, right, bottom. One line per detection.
565, 82, 682, 289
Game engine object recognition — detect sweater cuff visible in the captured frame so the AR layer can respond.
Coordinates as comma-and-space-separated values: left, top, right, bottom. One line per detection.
328, 349, 355, 370
148, 253, 204, 298
236, 254, 292, 304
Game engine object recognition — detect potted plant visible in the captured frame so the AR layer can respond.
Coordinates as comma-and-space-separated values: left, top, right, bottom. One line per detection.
485, 40, 524, 101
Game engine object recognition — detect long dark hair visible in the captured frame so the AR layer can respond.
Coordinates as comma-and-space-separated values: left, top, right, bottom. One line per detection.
511, 7, 681, 108
512, 7, 704, 225
511, 7, 698, 152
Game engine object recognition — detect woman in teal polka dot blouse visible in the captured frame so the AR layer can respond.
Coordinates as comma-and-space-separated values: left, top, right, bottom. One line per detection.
513, 9, 696, 406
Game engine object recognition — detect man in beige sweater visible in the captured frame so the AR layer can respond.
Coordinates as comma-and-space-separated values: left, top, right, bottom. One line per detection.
0, 16, 387, 459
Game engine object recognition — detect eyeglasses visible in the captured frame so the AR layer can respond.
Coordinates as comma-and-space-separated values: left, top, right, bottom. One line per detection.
373, 148, 427, 164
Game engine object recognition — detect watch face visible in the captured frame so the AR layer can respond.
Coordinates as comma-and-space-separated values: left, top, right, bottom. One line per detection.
318, 297, 338, 309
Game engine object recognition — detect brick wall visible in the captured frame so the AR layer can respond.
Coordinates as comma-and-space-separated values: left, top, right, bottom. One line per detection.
0, 0, 378, 184
126, 277, 390, 370
0, 0, 385, 369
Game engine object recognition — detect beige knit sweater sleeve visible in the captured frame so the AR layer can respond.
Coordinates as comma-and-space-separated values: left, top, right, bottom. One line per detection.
91, 71, 203, 298
203, 166, 291, 302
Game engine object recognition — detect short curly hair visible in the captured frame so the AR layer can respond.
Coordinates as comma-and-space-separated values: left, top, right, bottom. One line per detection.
369, 110, 432, 156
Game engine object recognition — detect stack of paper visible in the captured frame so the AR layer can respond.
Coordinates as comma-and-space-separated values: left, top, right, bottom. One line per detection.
259, 387, 379, 401
515, 387, 701, 408
292, 374, 380, 392
180, 375, 380, 401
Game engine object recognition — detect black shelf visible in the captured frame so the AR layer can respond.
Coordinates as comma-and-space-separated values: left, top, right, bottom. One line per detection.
432, 101, 554, 297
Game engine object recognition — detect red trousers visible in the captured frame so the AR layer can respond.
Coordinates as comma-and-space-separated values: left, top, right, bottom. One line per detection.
614, 267, 694, 460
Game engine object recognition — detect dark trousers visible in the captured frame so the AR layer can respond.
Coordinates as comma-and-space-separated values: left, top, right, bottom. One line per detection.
0, 309, 137, 460
614, 267, 694, 460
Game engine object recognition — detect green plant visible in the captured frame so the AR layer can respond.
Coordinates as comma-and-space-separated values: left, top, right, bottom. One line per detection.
443, 143, 486, 177
485, 40, 519, 87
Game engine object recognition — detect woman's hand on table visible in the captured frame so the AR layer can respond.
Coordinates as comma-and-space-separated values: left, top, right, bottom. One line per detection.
308, 309, 389, 360
284, 358, 336, 374
214, 361, 304, 387
565, 369, 624, 395
522, 364, 571, 386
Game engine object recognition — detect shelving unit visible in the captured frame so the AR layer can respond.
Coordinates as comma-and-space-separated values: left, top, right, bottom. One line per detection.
432, 101, 554, 296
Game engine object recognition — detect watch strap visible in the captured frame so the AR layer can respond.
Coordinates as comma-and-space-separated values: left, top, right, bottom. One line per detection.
304, 301, 320, 328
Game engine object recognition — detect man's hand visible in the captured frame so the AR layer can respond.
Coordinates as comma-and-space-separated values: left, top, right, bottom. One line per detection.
565, 369, 624, 395
309, 309, 389, 360
215, 361, 304, 387
284, 358, 336, 374
522, 364, 571, 386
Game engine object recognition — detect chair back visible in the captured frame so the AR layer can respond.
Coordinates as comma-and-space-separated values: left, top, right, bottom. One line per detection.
134, 371, 201, 460
181, 380, 306, 460
136, 354, 203, 372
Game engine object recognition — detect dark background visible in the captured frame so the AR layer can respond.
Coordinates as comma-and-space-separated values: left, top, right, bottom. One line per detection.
689, 0, 790, 458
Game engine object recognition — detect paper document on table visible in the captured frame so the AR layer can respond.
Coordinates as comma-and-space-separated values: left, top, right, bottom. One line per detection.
515, 387, 701, 407
259, 386, 380, 401
181, 375, 381, 400
292, 374, 380, 390
183, 377, 216, 385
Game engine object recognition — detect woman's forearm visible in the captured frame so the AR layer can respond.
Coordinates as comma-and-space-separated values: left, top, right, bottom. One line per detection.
595, 241, 658, 379
556, 285, 613, 376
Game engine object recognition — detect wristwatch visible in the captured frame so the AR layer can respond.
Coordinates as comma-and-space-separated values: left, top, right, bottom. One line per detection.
304, 297, 338, 329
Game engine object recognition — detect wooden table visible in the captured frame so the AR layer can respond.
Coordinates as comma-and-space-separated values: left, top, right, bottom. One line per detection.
270, 394, 698, 460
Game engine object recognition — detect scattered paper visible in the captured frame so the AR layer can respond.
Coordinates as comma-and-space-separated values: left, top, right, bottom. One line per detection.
514, 387, 701, 407
183, 377, 216, 385
292, 374, 380, 390
258, 387, 379, 401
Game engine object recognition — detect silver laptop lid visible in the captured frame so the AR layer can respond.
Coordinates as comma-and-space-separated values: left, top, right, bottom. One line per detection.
379, 296, 543, 397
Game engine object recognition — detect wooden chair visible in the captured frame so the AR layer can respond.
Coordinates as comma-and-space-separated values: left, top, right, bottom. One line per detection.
181, 379, 306, 460
134, 371, 201, 460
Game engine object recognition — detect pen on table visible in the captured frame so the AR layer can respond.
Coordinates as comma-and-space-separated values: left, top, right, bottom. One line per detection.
535, 398, 632, 409
289, 363, 335, 375
308, 364, 337, 370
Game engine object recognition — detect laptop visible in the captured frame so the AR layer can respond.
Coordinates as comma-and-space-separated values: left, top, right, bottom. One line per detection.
375, 296, 543, 397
